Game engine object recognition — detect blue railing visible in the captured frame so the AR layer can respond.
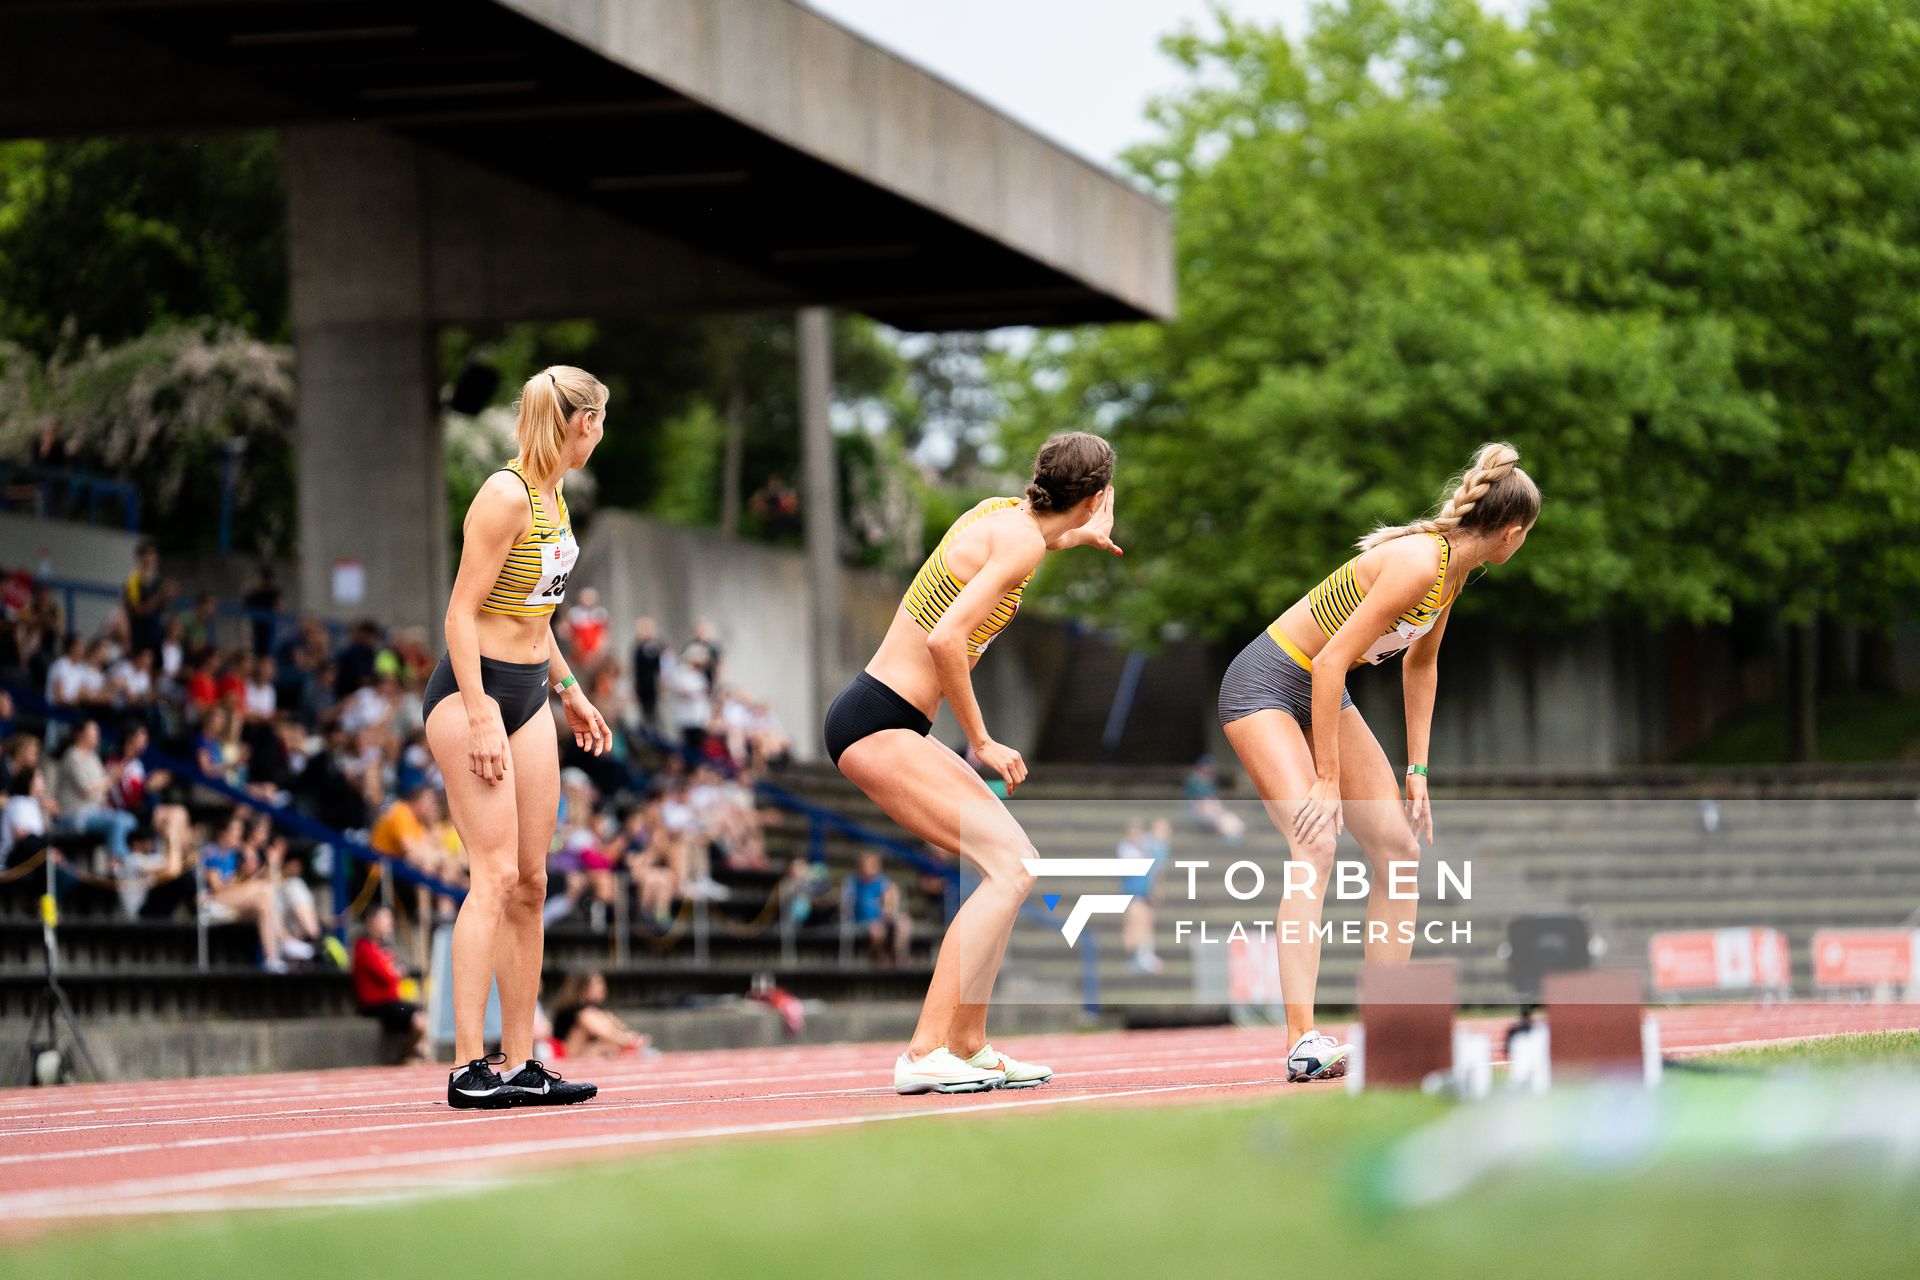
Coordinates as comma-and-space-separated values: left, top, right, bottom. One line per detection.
7, 684, 464, 938
147, 749, 467, 939
0, 463, 140, 531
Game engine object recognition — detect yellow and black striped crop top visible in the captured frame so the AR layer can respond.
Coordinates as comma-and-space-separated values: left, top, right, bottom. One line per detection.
480, 459, 578, 619
1269, 532, 1451, 669
902, 498, 1034, 656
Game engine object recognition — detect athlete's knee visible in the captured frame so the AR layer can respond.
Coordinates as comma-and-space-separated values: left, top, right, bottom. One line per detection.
466, 860, 521, 905
1291, 831, 1338, 873
979, 842, 1037, 897
1367, 828, 1421, 872
509, 870, 548, 912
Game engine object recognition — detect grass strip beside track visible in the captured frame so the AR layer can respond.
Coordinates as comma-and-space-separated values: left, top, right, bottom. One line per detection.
13, 1032, 1920, 1279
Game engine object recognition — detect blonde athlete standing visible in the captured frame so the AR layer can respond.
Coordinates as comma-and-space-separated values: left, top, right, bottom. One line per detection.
427, 366, 615, 1109
825, 432, 1122, 1094
1218, 443, 1539, 1082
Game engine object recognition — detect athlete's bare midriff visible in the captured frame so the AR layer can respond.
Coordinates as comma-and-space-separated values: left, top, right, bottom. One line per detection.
472, 610, 554, 665
864, 503, 1015, 719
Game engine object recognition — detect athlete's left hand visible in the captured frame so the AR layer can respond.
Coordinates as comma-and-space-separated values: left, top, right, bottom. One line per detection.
561, 684, 613, 756
1404, 772, 1433, 845
1065, 486, 1123, 556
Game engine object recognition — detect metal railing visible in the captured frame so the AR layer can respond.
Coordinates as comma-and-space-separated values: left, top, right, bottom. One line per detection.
0, 463, 140, 531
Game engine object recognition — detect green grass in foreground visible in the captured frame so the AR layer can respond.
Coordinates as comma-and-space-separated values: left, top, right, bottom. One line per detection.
14, 1035, 1920, 1280
1701, 1028, 1920, 1070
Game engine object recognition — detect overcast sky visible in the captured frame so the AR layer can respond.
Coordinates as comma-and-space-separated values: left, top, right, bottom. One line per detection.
805, 0, 1316, 170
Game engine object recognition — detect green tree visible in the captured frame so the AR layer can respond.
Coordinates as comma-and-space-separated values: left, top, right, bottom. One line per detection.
0, 134, 288, 354
0, 325, 295, 556
1003, 0, 1771, 641
1538, 0, 1920, 753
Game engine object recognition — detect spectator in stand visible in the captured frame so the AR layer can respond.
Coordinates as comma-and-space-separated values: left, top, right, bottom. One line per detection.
779, 855, 833, 927
22, 580, 64, 665
123, 542, 168, 659
682, 619, 723, 692
848, 852, 912, 969
107, 648, 156, 716
158, 617, 185, 683
1120, 818, 1173, 974
243, 655, 277, 721
195, 705, 248, 788
352, 905, 429, 1063
547, 769, 618, 930
296, 726, 372, 833
52, 720, 139, 868
748, 473, 801, 540
630, 616, 666, 733
45, 635, 103, 711
183, 651, 219, 713
109, 723, 189, 873
181, 591, 219, 655
370, 784, 462, 892
611, 804, 680, 929
549, 970, 649, 1058
213, 652, 248, 709
242, 564, 282, 658
664, 654, 712, 757
198, 813, 286, 971
1184, 755, 1245, 843
564, 587, 610, 670
333, 620, 380, 699
2, 769, 50, 869
247, 825, 318, 967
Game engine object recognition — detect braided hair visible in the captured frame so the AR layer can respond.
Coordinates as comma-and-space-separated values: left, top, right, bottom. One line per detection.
1357, 442, 1539, 550
1024, 432, 1115, 513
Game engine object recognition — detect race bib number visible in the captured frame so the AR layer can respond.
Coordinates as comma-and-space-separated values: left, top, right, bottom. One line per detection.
528, 533, 578, 606
1361, 620, 1426, 665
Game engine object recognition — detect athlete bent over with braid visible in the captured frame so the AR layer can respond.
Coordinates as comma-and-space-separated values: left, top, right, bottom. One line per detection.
1219, 443, 1539, 1081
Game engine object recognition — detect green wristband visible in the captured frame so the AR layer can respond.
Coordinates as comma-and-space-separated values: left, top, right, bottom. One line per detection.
555, 674, 578, 694
1406, 763, 1429, 778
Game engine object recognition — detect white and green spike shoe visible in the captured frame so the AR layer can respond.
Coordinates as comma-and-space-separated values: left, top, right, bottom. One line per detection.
967, 1044, 1054, 1089
1285, 1030, 1352, 1082
894, 1047, 1006, 1095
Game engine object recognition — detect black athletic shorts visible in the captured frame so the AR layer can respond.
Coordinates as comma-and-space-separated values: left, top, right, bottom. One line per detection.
823, 672, 932, 767
421, 653, 551, 734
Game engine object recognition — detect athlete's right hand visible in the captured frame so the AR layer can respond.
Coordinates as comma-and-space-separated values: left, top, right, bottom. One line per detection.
467, 701, 509, 785
976, 739, 1028, 795
1293, 776, 1343, 843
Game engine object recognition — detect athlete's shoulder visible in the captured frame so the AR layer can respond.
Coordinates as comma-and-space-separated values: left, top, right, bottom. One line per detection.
1376, 530, 1444, 575
465, 469, 534, 531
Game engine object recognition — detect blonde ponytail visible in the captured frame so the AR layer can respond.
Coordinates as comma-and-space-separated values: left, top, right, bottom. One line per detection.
513, 365, 607, 484
1357, 441, 1539, 550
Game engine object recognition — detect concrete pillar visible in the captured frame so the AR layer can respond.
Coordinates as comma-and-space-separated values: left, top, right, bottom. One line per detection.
285, 125, 447, 640
798, 307, 842, 727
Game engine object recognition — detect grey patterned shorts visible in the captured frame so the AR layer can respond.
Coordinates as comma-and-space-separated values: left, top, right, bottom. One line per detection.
1218, 630, 1353, 729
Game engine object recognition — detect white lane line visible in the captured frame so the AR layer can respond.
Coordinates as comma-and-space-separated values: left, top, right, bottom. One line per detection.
0, 1055, 1288, 1170
0, 1043, 1285, 1142
0, 1075, 1283, 1219
0, 1028, 1288, 1114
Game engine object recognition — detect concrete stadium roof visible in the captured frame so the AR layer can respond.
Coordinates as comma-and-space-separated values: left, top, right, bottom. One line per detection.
0, 0, 1175, 331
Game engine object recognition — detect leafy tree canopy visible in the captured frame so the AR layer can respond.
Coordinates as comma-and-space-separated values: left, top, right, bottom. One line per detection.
1000, 0, 1920, 641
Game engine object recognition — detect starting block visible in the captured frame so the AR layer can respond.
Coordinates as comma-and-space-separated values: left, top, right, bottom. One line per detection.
1351, 961, 1458, 1090
1540, 969, 1659, 1086
1348, 963, 1663, 1096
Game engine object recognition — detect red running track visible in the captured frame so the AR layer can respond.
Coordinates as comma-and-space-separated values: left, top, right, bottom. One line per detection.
1, 1002, 1915, 1239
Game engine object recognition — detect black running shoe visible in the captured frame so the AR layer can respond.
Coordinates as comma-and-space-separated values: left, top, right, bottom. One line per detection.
447, 1053, 514, 1109
502, 1059, 598, 1107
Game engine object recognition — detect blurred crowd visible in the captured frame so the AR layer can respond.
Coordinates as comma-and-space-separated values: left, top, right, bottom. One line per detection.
0, 545, 842, 987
